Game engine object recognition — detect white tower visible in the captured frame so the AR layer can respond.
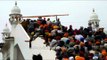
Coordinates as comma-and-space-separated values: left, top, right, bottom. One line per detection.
1, 24, 14, 60
0, 24, 10, 48
0, 2, 21, 60
88, 9, 100, 31
9, 1, 22, 28
2, 24, 10, 40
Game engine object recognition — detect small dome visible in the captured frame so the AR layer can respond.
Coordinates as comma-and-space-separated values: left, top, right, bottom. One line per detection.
3, 24, 10, 33
11, 2, 21, 14
90, 9, 99, 20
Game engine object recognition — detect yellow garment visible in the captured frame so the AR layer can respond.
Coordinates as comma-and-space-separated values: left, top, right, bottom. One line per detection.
31, 32, 34, 35
53, 25, 59, 29
45, 32, 49, 35
75, 56, 79, 60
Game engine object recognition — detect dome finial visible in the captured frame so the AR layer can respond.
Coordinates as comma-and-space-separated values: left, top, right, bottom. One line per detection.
3, 23, 10, 33
93, 8, 95, 12
15, 1, 17, 6
6, 24, 7, 27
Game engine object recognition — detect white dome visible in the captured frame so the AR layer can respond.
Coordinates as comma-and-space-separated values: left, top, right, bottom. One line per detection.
90, 12, 98, 20
3, 24, 10, 33
11, 2, 21, 14
90, 9, 99, 20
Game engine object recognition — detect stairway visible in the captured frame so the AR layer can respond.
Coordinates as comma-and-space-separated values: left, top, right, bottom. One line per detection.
11, 24, 56, 60
30, 37, 56, 60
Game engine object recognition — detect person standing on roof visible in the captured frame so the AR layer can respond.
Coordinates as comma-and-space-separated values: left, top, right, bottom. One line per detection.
37, 17, 44, 25
37, 16, 44, 21
56, 18, 61, 26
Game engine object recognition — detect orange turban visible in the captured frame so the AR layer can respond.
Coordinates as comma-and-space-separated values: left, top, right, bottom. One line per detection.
102, 49, 107, 56
64, 33, 69, 37
75, 56, 85, 60
80, 42, 85, 47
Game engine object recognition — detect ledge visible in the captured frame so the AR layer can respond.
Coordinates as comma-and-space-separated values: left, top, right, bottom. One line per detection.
5, 37, 14, 41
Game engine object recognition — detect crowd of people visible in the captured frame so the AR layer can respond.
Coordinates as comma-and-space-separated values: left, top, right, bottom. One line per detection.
21, 17, 107, 60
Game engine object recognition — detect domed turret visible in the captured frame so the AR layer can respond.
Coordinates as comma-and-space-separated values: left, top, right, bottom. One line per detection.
88, 9, 100, 31
2, 24, 11, 39
11, 1, 21, 14
90, 9, 99, 20
3, 24, 10, 34
9, 1, 22, 28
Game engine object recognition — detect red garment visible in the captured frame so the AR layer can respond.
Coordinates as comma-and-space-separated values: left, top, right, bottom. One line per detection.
37, 20, 41, 25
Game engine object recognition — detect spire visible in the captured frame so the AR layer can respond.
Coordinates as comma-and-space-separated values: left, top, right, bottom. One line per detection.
5, 23, 8, 29
3, 23, 10, 33
15, 1, 17, 6
6, 24, 7, 27
93, 8, 95, 12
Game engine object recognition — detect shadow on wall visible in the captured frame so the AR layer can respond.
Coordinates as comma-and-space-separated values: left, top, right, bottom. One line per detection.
32, 54, 43, 60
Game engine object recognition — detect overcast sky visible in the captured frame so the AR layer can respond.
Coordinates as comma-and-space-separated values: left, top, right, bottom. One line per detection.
0, 1, 107, 59
0, 1, 107, 30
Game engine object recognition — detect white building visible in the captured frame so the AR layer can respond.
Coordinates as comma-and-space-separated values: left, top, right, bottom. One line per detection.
0, 2, 56, 60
